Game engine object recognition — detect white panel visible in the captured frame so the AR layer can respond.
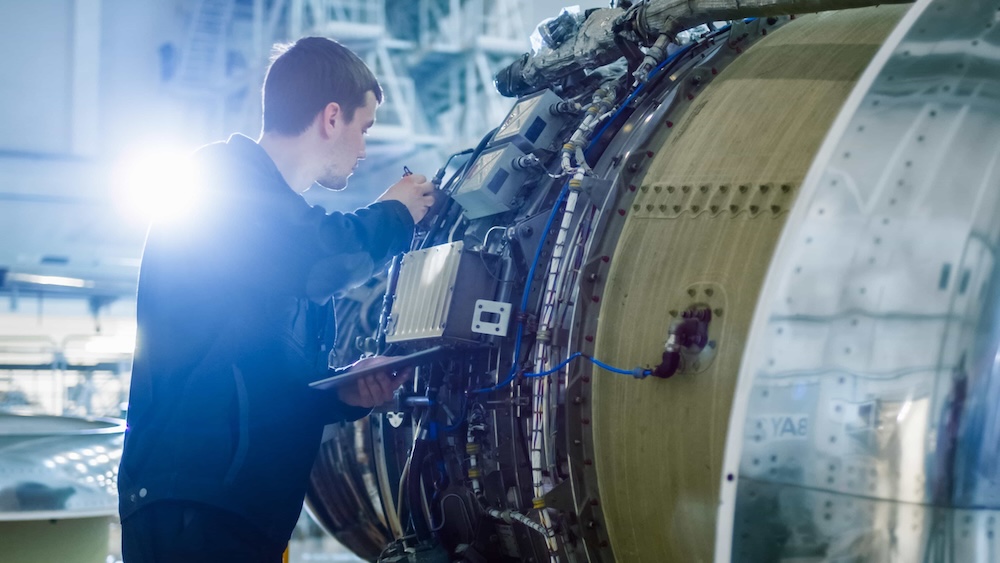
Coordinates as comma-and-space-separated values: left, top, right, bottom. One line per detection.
386, 242, 463, 343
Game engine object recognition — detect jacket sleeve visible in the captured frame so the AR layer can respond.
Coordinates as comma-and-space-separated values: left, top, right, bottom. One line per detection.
202, 195, 414, 303
302, 200, 414, 302
316, 200, 414, 271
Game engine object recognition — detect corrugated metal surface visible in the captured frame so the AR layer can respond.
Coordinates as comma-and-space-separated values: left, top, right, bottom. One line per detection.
386, 242, 464, 343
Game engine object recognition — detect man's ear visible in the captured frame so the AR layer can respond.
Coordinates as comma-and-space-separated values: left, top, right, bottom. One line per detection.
320, 102, 342, 138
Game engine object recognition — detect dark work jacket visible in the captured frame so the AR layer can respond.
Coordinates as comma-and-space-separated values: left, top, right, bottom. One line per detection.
118, 134, 413, 546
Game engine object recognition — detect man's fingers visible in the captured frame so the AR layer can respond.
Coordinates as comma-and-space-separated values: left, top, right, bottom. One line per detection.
359, 375, 378, 406
374, 372, 394, 402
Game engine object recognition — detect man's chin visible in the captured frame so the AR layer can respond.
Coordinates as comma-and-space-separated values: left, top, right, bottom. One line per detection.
316, 175, 349, 192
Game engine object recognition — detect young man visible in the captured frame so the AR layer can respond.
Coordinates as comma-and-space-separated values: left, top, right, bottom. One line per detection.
118, 37, 435, 562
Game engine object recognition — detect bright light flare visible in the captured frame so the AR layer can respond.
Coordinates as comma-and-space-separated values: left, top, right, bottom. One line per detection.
83, 330, 137, 355
113, 148, 201, 222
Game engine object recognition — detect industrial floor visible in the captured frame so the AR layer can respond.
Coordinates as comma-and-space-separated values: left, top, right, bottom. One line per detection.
105, 509, 365, 562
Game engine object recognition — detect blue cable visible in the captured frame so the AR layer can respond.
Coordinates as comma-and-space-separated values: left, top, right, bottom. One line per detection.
584, 44, 694, 158
471, 26, 743, 394
472, 184, 569, 394
524, 352, 583, 377
523, 352, 651, 379
585, 19, 752, 157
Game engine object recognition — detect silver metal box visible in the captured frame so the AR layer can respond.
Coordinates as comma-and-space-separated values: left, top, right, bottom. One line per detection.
490, 88, 568, 152
452, 143, 530, 220
385, 241, 500, 345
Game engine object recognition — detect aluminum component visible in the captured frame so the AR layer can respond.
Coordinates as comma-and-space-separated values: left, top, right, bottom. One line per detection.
386, 242, 499, 345
490, 89, 572, 153
306, 417, 393, 560
0, 413, 124, 521
453, 144, 533, 220
719, 0, 1000, 560
471, 300, 512, 337
496, 0, 914, 97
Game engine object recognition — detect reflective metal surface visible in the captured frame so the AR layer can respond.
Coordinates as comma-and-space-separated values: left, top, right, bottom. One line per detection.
720, 0, 1000, 560
0, 412, 124, 520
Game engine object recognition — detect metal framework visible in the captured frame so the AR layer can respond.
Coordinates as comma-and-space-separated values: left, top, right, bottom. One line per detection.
168, 0, 532, 156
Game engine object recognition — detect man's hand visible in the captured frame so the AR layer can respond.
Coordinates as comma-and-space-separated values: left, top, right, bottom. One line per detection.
377, 173, 436, 223
336, 355, 411, 408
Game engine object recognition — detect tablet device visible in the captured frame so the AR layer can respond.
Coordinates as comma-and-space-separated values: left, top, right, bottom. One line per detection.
309, 346, 448, 390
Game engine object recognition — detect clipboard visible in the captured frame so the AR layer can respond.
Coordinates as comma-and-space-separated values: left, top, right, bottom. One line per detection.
309, 346, 448, 390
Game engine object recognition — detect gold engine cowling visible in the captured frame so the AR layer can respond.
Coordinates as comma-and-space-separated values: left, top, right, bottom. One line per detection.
566, 6, 908, 562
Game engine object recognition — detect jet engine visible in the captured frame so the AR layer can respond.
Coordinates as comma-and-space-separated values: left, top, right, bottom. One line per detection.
306, 1, 1000, 561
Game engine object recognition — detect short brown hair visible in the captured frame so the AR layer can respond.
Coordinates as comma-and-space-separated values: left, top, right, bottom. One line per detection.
262, 37, 383, 135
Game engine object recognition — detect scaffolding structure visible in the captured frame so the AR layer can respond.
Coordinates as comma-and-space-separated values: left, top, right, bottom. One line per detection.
166, 0, 532, 155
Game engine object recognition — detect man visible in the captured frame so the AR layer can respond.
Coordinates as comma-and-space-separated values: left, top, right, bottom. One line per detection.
118, 37, 435, 562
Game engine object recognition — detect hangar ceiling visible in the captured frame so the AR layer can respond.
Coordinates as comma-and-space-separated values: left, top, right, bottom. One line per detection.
0, 0, 543, 307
